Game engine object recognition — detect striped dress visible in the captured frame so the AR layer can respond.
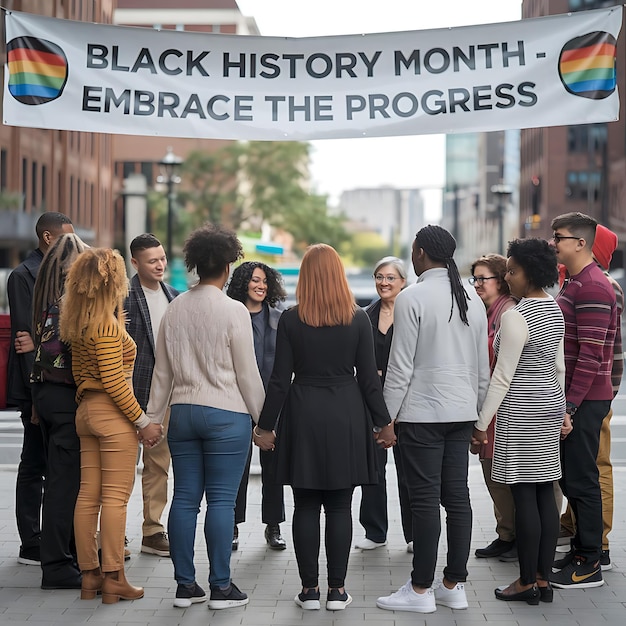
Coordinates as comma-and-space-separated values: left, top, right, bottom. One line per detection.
491, 297, 565, 484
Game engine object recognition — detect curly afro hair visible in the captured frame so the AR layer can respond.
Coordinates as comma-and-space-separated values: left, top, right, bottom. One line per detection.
507, 238, 558, 290
183, 223, 243, 280
227, 261, 286, 308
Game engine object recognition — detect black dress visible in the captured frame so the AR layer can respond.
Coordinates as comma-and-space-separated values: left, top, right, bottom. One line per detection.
258, 306, 390, 490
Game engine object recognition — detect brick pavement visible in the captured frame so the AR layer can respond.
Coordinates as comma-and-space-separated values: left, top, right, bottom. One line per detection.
0, 453, 624, 625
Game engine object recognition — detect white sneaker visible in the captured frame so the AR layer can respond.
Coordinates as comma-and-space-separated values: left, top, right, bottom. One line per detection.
355, 538, 387, 550
376, 580, 436, 613
433, 580, 468, 609
406, 541, 414, 553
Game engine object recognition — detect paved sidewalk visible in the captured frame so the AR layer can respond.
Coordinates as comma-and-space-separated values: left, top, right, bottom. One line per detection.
0, 452, 624, 625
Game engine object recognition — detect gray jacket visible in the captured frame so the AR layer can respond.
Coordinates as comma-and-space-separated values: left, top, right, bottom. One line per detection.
383, 267, 490, 423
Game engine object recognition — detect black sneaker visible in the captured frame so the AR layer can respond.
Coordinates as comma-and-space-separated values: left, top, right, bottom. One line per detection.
208, 582, 249, 609
552, 549, 574, 572
550, 555, 603, 589
294, 587, 321, 610
18, 546, 41, 566
174, 582, 206, 608
326, 588, 353, 611
475, 538, 515, 559
600, 550, 612, 571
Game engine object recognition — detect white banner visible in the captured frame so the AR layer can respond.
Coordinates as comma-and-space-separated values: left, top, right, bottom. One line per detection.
2, 7, 622, 140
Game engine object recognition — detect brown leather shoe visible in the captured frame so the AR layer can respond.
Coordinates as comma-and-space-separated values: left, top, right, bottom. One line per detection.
81, 567, 104, 600
101, 570, 144, 604
141, 532, 170, 557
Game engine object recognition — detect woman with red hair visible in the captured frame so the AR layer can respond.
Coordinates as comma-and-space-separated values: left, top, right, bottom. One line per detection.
254, 244, 395, 612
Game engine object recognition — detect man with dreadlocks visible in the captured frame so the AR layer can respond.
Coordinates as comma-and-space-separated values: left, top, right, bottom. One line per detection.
377, 225, 489, 614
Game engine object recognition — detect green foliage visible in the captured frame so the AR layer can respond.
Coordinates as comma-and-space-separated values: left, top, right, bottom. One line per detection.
178, 141, 350, 252
0, 191, 23, 211
341, 231, 392, 267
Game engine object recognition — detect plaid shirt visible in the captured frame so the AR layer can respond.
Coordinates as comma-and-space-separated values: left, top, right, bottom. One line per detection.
124, 274, 179, 410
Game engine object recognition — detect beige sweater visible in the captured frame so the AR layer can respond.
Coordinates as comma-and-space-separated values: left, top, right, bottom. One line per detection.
146, 283, 265, 424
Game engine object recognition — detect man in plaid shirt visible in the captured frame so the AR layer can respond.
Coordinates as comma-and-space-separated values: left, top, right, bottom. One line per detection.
125, 234, 179, 557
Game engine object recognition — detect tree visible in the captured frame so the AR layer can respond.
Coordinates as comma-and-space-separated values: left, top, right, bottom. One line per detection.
177, 148, 240, 227
178, 141, 349, 251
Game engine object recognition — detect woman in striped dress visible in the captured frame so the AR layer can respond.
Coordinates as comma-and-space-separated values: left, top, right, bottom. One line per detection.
472, 238, 569, 605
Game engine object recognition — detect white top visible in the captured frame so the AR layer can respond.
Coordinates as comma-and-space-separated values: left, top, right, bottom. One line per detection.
141, 283, 169, 349
146, 283, 265, 424
476, 301, 566, 431
383, 267, 490, 424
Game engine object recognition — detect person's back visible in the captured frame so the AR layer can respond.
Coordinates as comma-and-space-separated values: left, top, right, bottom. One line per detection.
378, 225, 489, 615
281, 306, 375, 378
385, 269, 488, 424
7, 211, 73, 567
152, 284, 262, 414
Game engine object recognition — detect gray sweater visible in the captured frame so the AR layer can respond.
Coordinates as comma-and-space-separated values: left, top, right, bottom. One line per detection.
383, 267, 490, 424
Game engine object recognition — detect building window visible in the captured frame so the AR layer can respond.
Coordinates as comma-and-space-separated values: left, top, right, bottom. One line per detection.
22, 158, 28, 210
141, 161, 154, 186
123, 162, 136, 179
42, 165, 47, 210
0, 149, 7, 190
566, 170, 601, 200
567, 124, 607, 153
32, 161, 38, 209
70, 175, 74, 213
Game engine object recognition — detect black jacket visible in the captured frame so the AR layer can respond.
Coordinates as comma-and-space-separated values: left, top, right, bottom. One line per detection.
7, 248, 43, 406
364, 298, 394, 384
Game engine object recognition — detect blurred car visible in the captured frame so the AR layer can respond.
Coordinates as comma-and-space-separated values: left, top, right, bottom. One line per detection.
278, 267, 378, 310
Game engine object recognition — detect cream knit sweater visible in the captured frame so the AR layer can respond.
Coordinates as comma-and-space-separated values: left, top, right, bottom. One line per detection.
145, 283, 265, 424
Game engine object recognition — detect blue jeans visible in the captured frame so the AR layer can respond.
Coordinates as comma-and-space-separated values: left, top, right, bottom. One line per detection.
167, 404, 251, 588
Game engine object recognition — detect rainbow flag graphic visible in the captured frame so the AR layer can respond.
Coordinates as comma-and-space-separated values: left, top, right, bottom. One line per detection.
7, 36, 68, 105
559, 31, 617, 100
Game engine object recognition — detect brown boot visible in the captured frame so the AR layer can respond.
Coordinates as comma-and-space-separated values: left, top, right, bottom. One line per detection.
81, 567, 105, 600
101, 570, 144, 604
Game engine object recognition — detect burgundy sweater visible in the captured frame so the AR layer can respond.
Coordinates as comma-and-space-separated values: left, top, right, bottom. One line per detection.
556, 262, 617, 407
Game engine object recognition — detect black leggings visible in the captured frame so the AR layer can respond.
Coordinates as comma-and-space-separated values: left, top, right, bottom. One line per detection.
509, 481, 559, 585
292, 487, 354, 589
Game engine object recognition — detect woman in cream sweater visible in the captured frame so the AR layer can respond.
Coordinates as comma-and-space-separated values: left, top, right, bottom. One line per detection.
146, 224, 265, 610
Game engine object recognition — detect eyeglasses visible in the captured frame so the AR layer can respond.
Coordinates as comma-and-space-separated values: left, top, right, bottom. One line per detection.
552, 234, 581, 243
374, 274, 399, 283
468, 276, 498, 286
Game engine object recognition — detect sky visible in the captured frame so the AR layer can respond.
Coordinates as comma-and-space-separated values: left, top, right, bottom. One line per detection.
236, 0, 523, 219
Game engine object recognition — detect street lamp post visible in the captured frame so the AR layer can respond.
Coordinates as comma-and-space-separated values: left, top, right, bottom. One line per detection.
157, 147, 183, 261
490, 183, 513, 256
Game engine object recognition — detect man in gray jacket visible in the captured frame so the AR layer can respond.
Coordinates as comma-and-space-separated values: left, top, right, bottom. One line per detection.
377, 225, 489, 614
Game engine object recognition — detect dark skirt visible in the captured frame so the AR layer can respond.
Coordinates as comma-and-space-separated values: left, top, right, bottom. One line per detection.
270, 377, 380, 490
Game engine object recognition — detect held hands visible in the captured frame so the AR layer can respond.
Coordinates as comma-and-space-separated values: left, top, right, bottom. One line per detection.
15, 330, 34, 354
374, 423, 397, 449
253, 425, 276, 452
561, 413, 574, 440
139, 422, 163, 448
471, 427, 488, 451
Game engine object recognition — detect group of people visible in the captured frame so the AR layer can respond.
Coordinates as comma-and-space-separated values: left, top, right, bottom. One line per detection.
5, 210, 619, 614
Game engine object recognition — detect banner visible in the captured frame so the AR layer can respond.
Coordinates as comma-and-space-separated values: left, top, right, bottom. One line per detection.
2, 7, 622, 141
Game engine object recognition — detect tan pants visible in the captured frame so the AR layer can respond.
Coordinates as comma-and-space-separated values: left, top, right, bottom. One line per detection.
141, 408, 171, 537
560, 408, 613, 550
74, 392, 138, 572
480, 458, 516, 542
